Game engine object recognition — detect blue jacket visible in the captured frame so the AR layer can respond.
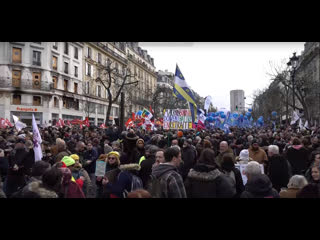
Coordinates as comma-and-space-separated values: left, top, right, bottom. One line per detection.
83, 148, 98, 174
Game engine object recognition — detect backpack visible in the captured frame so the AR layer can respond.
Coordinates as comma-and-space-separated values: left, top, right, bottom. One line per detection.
121, 171, 143, 198
146, 174, 163, 198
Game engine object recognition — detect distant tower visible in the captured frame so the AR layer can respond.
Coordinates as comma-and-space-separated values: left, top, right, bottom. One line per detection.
230, 90, 245, 113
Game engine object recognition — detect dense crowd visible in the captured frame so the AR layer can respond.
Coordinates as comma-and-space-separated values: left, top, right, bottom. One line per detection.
1, 123, 320, 198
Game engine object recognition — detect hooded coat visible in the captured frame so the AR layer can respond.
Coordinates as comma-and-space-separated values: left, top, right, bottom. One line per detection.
180, 145, 196, 180
184, 163, 236, 198
151, 163, 186, 198
60, 168, 85, 198
240, 174, 280, 198
14, 181, 58, 198
104, 163, 142, 198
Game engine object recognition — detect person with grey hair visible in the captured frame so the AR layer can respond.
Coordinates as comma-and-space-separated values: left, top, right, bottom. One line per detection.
266, 145, 291, 192
215, 141, 235, 168
240, 161, 279, 198
279, 175, 308, 198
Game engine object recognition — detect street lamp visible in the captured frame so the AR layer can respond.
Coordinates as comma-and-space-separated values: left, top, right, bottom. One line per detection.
287, 52, 299, 111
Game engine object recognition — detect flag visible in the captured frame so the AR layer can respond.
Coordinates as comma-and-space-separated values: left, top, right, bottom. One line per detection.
83, 117, 90, 127
149, 105, 154, 115
32, 114, 42, 162
100, 123, 107, 129
59, 118, 65, 127
13, 115, 27, 131
141, 108, 153, 120
173, 64, 198, 122
204, 96, 212, 112
304, 120, 309, 129
299, 118, 303, 129
290, 110, 300, 125
5, 119, 13, 127
0, 118, 7, 128
132, 112, 136, 121
125, 118, 134, 128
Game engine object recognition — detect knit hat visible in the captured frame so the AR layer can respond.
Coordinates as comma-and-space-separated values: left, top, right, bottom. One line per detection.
70, 154, 80, 161
239, 149, 249, 161
177, 131, 183, 138
136, 138, 144, 146
107, 151, 120, 165
61, 156, 75, 167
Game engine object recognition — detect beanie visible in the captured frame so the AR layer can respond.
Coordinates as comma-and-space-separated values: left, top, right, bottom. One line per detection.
61, 156, 76, 167
239, 149, 249, 161
177, 131, 183, 138
70, 154, 80, 161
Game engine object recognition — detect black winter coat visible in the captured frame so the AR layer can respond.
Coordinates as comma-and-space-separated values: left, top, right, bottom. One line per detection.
180, 146, 196, 180
241, 174, 280, 198
223, 168, 245, 198
267, 154, 290, 192
286, 146, 309, 175
184, 164, 236, 198
139, 155, 156, 188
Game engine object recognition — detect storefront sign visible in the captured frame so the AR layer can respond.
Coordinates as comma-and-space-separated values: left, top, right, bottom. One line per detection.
16, 107, 38, 112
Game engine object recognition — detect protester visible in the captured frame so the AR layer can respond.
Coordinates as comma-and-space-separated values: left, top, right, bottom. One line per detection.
304, 151, 320, 182
235, 149, 252, 164
248, 139, 268, 167
279, 175, 308, 198
180, 138, 197, 180
0, 148, 8, 184
240, 161, 279, 198
127, 189, 151, 198
267, 145, 290, 192
184, 148, 236, 198
215, 141, 235, 168
285, 137, 309, 175
139, 145, 159, 188
221, 153, 244, 198
151, 146, 186, 198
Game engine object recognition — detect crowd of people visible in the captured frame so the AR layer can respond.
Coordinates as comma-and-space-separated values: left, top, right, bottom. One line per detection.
1, 123, 320, 198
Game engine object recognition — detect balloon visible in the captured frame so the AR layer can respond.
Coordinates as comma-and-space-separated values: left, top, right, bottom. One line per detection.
272, 111, 277, 116
221, 114, 226, 119
244, 115, 248, 120
137, 110, 142, 116
248, 108, 252, 112
207, 116, 214, 122
233, 113, 239, 118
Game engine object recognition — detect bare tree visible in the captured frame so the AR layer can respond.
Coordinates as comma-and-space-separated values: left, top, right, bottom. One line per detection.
82, 97, 96, 120
95, 59, 138, 125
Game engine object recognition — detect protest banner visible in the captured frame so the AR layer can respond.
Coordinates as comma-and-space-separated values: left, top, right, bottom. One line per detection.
235, 163, 264, 186
95, 160, 107, 177
163, 109, 193, 130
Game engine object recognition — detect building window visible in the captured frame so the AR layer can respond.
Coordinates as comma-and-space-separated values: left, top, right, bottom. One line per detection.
74, 66, 78, 77
64, 42, 69, 55
13, 94, 21, 105
98, 104, 104, 114
64, 62, 68, 74
12, 70, 21, 87
98, 53, 101, 64
97, 85, 101, 97
32, 51, 41, 66
54, 97, 59, 108
32, 72, 41, 89
74, 82, 78, 94
12, 48, 22, 63
86, 81, 90, 95
86, 63, 91, 76
74, 47, 78, 59
64, 79, 68, 91
52, 76, 58, 89
87, 47, 92, 58
53, 42, 58, 50
33, 96, 41, 106
52, 56, 57, 70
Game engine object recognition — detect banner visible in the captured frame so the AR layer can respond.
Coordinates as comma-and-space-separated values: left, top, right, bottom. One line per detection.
141, 108, 153, 120
13, 115, 27, 131
204, 96, 212, 112
163, 109, 193, 130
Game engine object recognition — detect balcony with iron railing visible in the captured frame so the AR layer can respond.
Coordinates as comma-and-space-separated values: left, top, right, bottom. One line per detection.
92, 42, 128, 64
0, 77, 52, 91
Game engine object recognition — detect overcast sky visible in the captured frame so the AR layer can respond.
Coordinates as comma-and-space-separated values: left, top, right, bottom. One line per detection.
139, 42, 305, 111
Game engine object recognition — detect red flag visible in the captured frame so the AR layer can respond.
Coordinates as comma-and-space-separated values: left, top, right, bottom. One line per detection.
0, 118, 7, 129
132, 112, 136, 121
56, 120, 61, 127
80, 124, 83, 129
59, 118, 65, 127
83, 117, 90, 127
5, 119, 13, 127
149, 105, 154, 115
66, 120, 71, 126
125, 118, 133, 128
100, 123, 107, 129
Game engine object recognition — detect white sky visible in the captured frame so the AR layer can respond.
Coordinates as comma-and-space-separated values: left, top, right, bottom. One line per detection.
139, 42, 305, 110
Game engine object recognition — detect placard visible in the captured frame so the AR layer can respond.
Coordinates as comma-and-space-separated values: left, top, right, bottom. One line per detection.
235, 163, 264, 186
95, 160, 106, 177
163, 109, 193, 130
